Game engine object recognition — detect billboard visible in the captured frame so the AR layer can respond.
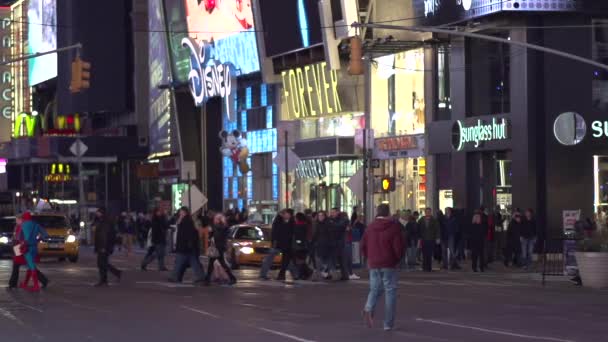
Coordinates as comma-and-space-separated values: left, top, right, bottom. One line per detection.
149, 0, 173, 156
184, 0, 254, 42
27, 0, 57, 86
258, 0, 323, 57
182, 0, 259, 75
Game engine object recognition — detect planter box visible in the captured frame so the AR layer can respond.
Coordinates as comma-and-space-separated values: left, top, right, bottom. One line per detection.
575, 252, 608, 289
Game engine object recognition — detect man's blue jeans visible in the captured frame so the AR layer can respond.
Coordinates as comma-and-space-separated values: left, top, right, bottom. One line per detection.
260, 248, 298, 278
364, 268, 399, 329
170, 253, 205, 283
520, 237, 536, 267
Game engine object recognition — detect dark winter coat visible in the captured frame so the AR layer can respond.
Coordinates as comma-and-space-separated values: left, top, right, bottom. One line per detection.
467, 223, 486, 244
329, 216, 349, 244
94, 217, 117, 255
210, 224, 229, 254
360, 217, 404, 269
418, 216, 440, 241
405, 220, 419, 245
507, 219, 524, 242
441, 215, 459, 241
293, 220, 308, 251
313, 220, 333, 257
151, 216, 168, 245
175, 216, 200, 255
271, 218, 294, 251
520, 219, 537, 239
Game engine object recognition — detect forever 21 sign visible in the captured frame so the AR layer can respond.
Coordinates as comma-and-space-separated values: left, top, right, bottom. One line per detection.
182, 37, 237, 120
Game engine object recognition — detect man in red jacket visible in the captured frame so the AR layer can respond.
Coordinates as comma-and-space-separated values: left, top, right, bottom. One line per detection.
360, 204, 405, 331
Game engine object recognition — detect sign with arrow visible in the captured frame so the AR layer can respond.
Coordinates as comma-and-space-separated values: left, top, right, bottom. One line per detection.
346, 167, 365, 200
273, 147, 300, 173
181, 184, 208, 214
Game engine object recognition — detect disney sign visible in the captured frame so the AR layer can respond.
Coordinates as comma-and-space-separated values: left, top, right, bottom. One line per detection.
182, 37, 237, 121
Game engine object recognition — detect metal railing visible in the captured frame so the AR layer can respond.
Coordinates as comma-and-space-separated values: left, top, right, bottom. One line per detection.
541, 235, 579, 286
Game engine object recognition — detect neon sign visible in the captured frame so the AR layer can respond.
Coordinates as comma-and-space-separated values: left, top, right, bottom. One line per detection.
12, 112, 37, 138
281, 62, 342, 119
12, 113, 81, 138
452, 118, 510, 151
45, 163, 72, 183
182, 37, 237, 121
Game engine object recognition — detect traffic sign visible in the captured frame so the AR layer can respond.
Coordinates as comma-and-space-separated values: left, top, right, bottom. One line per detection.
69, 139, 88, 157
181, 184, 208, 214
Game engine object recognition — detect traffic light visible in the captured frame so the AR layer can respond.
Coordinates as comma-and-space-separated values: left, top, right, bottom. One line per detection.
70, 56, 91, 93
348, 36, 363, 75
381, 176, 396, 193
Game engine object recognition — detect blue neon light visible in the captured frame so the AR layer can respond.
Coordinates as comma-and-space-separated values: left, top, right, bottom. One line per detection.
261, 84, 268, 107
212, 30, 260, 75
297, 0, 310, 48
266, 107, 273, 129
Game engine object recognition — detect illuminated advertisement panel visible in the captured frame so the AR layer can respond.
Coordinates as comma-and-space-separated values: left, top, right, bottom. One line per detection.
184, 0, 253, 42
149, 0, 173, 156
27, 0, 56, 86
0, 8, 12, 130
182, 0, 259, 75
258, 0, 323, 58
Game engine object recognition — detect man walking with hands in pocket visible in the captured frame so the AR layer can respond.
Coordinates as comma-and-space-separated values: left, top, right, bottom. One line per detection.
361, 204, 405, 331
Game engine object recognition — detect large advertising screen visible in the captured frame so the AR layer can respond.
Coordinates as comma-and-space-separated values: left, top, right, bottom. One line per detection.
27, 0, 57, 86
182, 0, 259, 75
149, 0, 173, 156
184, 0, 254, 42
258, 0, 323, 58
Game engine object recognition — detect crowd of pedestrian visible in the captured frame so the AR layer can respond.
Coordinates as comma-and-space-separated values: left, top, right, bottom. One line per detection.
5, 202, 541, 294
258, 207, 364, 282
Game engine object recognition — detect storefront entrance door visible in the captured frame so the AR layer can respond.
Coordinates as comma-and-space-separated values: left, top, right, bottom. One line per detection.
309, 183, 342, 212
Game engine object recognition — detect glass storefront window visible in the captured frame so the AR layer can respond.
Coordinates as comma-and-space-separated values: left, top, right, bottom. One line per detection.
593, 20, 608, 111
299, 113, 364, 140
437, 46, 452, 121
293, 159, 362, 213
371, 49, 425, 137
373, 157, 426, 212
466, 32, 511, 116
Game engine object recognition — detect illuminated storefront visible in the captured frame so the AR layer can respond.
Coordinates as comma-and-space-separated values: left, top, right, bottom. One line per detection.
280, 61, 364, 212
164, 0, 278, 216
370, 49, 428, 212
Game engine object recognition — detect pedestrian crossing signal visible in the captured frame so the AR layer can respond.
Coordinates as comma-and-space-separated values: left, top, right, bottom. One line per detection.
381, 177, 395, 193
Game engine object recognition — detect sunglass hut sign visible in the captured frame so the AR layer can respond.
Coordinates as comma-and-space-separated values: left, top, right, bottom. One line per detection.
452, 118, 510, 151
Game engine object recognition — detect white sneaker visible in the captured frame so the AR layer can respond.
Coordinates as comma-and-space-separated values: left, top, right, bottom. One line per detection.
321, 271, 329, 278
349, 274, 361, 280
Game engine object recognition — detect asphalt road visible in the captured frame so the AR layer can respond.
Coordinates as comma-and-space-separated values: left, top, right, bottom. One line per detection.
0, 248, 606, 342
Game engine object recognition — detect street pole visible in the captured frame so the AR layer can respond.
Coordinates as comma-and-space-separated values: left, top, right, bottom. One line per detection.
363, 55, 373, 224
188, 171, 192, 211
77, 142, 85, 228
104, 163, 109, 210
126, 160, 131, 213
284, 130, 289, 209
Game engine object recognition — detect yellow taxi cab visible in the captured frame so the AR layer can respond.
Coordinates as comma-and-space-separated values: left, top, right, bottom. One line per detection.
226, 224, 281, 269
34, 213, 79, 263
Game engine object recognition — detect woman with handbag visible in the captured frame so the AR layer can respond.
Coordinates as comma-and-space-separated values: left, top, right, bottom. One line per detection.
204, 213, 236, 286
18, 212, 49, 292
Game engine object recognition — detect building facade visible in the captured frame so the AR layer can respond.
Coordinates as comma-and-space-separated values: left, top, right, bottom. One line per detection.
422, 0, 608, 234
